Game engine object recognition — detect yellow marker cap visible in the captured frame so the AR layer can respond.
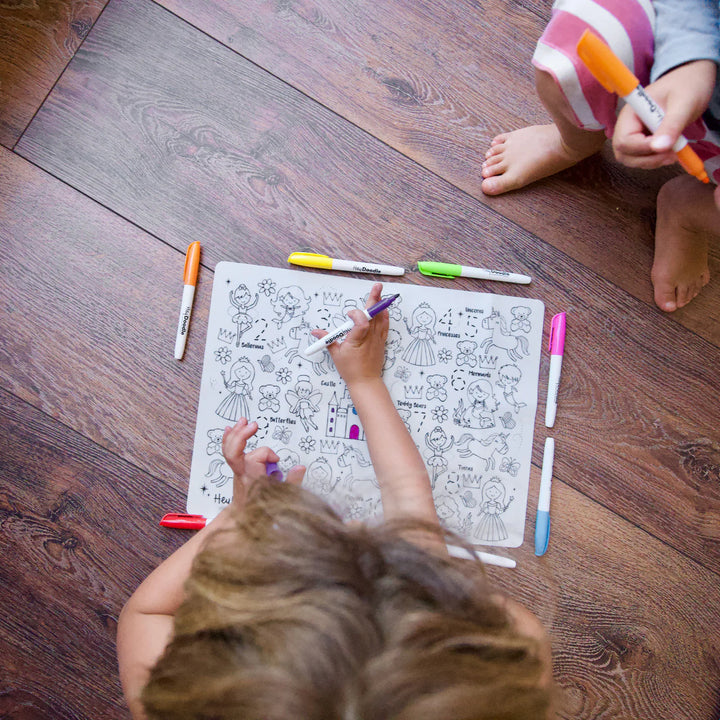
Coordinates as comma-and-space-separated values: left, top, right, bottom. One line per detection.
287, 252, 333, 270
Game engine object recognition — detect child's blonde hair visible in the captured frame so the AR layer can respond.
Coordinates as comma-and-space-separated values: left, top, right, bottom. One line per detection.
142, 480, 552, 719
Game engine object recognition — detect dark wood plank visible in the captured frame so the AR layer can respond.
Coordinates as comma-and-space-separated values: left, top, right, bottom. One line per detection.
0, 147, 207, 487
0, 0, 108, 148
11, 1, 720, 570
158, 0, 720, 344
0, 388, 185, 719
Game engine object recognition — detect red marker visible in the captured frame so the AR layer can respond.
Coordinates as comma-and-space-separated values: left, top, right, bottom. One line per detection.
159, 513, 207, 530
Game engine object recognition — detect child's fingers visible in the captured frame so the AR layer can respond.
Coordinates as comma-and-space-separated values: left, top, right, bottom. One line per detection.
336, 309, 370, 347
364, 282, 383, 308
222, 418, 258, 459
245, 446, 279, 467
285, 465, 306, 486
311, 328, 329, 340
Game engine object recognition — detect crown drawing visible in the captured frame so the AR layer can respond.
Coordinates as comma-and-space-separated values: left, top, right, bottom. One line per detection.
267, 336, 287, 354
323, 290, 342, 306
477, 354, 498, 369
403, 384, 424, 400
217, 328, 236, 345
458, 472, 483, 489
319, 439, 341, 454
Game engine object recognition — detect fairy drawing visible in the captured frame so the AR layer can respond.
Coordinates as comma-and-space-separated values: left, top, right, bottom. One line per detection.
271, 285, 311, 327
424, 426, 454, 488
496, 364, 527, 413
453, 378, 499, 429
473, 477, 514, 543
285, 375, 322, 431
402, 303, 437, 366
216, 357, 255, 422
229, 283, 259, 346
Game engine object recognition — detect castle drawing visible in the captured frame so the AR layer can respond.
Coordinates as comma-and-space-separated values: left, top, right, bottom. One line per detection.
325, 388, 365, 441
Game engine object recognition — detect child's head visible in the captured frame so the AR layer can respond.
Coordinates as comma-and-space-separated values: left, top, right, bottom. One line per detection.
142, 481, 553, 719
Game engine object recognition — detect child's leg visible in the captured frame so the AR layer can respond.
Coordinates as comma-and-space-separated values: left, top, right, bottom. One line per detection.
481, 68, 606, 195
653, 176, 716, 311
482, 0, 655, 196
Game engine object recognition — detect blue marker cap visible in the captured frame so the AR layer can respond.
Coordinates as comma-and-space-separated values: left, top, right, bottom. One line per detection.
534, 510, 550, 556
265, 462, 283, 481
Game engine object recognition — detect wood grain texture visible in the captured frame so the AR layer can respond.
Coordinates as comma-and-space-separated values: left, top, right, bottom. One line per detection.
156, 0, 720, 344
0, 0, 107, 147
0, 387, 185, 719
505, 480, 720, 720
0, 147, 206, 487
12, 1, 720, 570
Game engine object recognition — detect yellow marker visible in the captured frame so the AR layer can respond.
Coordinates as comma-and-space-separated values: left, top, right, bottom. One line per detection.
577, 29, 709, 183
288, 252, 405, 275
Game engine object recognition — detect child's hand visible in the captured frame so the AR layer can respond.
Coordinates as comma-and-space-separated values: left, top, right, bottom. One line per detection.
312, 282, 389, 389
222, 418, 305, 508
612, 60, 716, 169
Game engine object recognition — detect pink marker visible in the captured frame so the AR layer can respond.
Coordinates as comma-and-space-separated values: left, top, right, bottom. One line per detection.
545, 312, 566, 428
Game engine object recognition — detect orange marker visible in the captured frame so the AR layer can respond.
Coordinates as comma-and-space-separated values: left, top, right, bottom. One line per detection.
174, 241, 201, 360
577, 29, 709, 183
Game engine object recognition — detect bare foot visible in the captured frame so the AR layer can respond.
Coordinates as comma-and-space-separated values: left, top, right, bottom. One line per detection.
653, 175, 715, 312
481, 124, 604, 195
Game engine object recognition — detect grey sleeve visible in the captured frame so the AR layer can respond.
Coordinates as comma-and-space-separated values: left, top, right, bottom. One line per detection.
650, 0, 720, 81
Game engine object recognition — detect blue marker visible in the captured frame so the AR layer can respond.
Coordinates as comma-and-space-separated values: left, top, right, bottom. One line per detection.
534, 438, 555, 556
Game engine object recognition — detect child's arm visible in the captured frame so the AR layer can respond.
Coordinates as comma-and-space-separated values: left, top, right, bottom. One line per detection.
117, 420, 304, 719
315, 283, 440, 528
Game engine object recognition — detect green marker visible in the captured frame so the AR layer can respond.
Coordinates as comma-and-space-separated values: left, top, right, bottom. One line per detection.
417, 261, 531, 284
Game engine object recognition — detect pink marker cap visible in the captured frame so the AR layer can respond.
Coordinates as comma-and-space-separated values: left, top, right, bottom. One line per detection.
548, 312, 566, 355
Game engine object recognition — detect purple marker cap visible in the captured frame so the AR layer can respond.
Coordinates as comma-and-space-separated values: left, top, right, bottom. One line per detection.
265, 461, 283, 481
366, 293, 400, 318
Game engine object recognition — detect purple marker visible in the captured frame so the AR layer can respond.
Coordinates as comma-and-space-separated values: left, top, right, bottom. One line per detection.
265, 461, 283, 481
303, 293, 400, 356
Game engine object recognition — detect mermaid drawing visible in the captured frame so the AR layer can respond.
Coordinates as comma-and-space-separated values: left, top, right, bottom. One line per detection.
496, 364, 527, 413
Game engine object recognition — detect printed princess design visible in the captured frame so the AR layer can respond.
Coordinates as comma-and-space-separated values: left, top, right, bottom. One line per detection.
229, 283, 259, 346
402, 303, 437, 366
216, 357, 255, 422
473, 477, 514, 543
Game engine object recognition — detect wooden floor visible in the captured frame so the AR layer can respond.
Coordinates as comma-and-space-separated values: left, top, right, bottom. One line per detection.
1, 0, 719, 717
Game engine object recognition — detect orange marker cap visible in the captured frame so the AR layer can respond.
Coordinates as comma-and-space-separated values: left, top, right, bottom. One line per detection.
677, 145, 710, 183
183, 241, 201, 286
577, 29, 638, 97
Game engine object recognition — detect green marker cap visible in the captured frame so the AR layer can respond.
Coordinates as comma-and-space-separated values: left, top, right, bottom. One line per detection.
417, 261, 462, 278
